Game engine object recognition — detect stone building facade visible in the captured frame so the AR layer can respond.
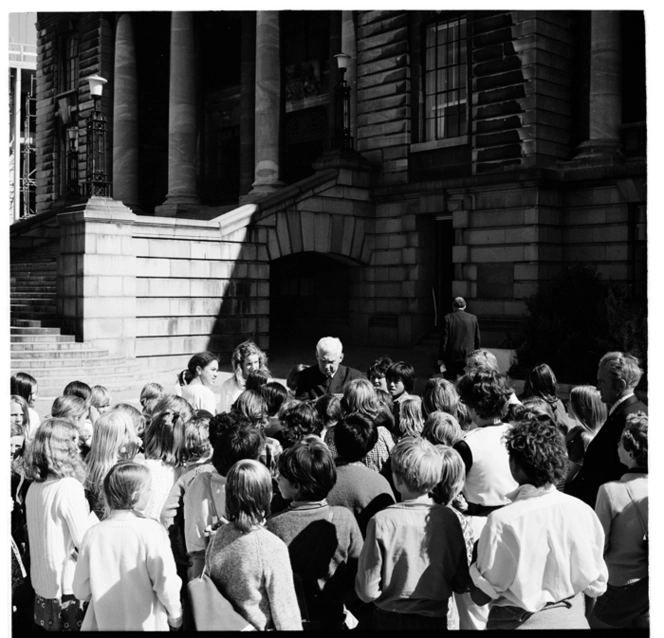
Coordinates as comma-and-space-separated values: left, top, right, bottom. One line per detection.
12, 10, 646, 372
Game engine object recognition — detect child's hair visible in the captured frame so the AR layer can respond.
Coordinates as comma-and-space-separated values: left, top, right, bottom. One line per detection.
504, 418, 567, 488
51, 394, 88, 424
63, 380, 92, 403
367, 356, 393, 383
465, 349, 499, 373
422, 378, 459, 419
26, 417, 86, 483
152, 394, 194, 425
85, 410, 139, 496
390, 436, 441, 495
212, 424, 265, 476
279, 401, 320, 446
277, 438, 337, 501
422, 411, 463, 447
11, 372, 38, 406
182, 416, 212, 464
397, 396, 424, 437
621, 411, 648, 468
102, 461, 151, 512
140, 382, 164, 406
179, 351, 219, 386
113, 403, 147, 439
10, 394, 30, 437
518, 397, 557, 423
522, 363, 559, 402
568, 385, 607, 434
334, 412, 377, 462
286, 364, 307, 393
245, 369, 272, 393
385, 361, 416, 394
456, 368, 512, 420
143, 402, 190, 467
261, 382, 288, 417
341, 378, 381, 419
455, 401, 473, 430
209, 412, 240, 448
315, 394, 343, 429
232, 390, 269, 428
565, 425, 595, 464
90, 385, 111, 410
433, 445, 466, 506
225, 459, 273, 533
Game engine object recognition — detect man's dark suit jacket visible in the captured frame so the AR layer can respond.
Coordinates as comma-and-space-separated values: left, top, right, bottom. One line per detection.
439, 309, 481, 376
296, 364, 364, 400
566, 394, 648, 508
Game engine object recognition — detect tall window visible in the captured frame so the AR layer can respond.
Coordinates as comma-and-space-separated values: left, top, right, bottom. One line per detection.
61, 34, 79, 93
423, 16, 468, 141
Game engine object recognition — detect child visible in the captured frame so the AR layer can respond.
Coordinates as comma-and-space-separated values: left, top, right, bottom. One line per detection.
11, 372, 41, 437
397, 396, 424, 438
267, 437, 363, 630
184, 421, 265, 579
207, 460, 302, 630
422, 411, 463, 448
385, 362, 415, 434
51, 395, 91, 455
178, 352, 219, 415
84, 409, 140, 519
25, 418, 99, 631
355, 436, 470, 631
367, 356, 393, 392
73, 462, 183, 630
90, 385, 112, 423
140, 382, 165, 409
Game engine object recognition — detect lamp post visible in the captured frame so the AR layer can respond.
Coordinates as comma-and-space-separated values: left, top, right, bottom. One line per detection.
83, 75, 110, 197
333, 53, 353, 150
67, 126, 79, 195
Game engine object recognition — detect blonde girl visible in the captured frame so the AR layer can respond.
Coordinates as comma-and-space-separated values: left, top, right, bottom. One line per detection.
25, 418, 98, 631
397, 396, 425, 438
219, 341, 270, 412
84, 409, 140, 518
73, 462, 183, 630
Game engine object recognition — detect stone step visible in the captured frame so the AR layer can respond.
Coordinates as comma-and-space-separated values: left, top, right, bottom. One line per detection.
10, 340, 90, 351
10, 356, 134, 370
10, 310, 59, 321
10, 284, 57, 293
11, 316, 65, 329
11, 325, 63, 335
10, 274, 56, 284
11, 294, 57, 302
11, 334, 75, 343
11, 345, 110, 360
11, 302, 57, 312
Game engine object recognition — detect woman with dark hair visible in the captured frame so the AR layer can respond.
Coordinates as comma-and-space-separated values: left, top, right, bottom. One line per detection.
591, 412, 648, 629
469, 418, 608, 629
219, 341, 270, 413
520, 363, 572, 434
177, 352, 219, 415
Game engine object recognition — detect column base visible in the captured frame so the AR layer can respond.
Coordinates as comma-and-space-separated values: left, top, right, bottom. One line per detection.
241, 180, 287, 204
154, 201, 202, 217
565, 139, 625, 169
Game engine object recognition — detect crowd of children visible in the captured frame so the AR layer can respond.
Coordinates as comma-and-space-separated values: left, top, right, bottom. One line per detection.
9, 343, 649, 631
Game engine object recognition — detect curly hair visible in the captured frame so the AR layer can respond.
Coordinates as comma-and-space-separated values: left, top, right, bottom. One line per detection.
422, 378, 459, 419
504, 418, 568, 487
231, 341, 269, 382
26, 418, 86, 483
456, 368, 512, 420
621, 411, 647, 468
182, 416, 212, 463
232, 390, 268, 429
279, 401, 320, 447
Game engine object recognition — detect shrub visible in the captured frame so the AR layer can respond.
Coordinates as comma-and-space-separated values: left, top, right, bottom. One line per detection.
509, 265, 647, 387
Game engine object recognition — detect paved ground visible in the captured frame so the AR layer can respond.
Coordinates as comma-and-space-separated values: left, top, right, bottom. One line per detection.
33, 340, 517, 420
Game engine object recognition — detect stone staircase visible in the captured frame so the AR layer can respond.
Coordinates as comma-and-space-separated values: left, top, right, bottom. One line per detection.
10, 252, 152, 399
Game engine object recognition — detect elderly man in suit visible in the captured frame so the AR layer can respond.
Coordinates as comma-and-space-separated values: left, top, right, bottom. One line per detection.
567, 352, 648, 508
296, 336, 364, 400
438, 297, 481, 381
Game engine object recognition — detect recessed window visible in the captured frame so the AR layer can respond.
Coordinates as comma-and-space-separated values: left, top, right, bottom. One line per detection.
423, 16, 468, 142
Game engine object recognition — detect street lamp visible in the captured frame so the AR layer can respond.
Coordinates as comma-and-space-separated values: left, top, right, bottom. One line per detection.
333, 53, 353, 150
83, 74, 110, 197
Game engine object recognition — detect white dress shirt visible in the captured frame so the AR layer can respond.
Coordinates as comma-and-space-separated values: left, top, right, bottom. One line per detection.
470, 483, 608, 612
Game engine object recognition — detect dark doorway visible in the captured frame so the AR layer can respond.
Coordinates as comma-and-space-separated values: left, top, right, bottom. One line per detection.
435, 218, 454, 328
270, 252, 352, 344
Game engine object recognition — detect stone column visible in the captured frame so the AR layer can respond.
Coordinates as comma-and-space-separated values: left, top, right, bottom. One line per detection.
158, 11, 199, 214
112, 13, 140, 212
575, 11, 623, 161
247, 11, 285, 198
239, 12, 256, 197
